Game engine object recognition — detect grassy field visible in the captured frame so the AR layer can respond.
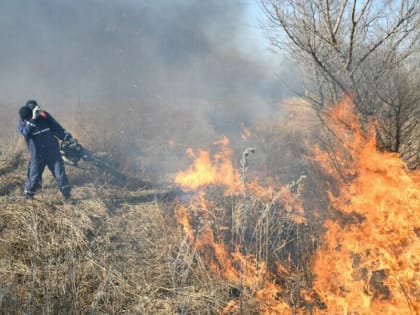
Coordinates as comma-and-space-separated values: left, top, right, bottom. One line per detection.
0, 146, 231, 314
0, 99, 322, 314
0, 104, 223, 314
3, 100, 416, 314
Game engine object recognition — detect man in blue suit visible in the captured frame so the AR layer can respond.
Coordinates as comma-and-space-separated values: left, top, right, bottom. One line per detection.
18, 100, 73, 199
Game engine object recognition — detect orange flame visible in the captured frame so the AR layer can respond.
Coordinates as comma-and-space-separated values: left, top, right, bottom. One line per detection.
175, 194, 269, 287
175, 137, 242, 193
312, 97, 420, 314
173, 97, 419, 314
175, 194, 292, 314
174, 135, 306, 314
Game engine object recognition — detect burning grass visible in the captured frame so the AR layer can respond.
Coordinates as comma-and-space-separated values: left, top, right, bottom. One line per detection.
173, 142, 322, 314
0, 97, 418, 314
171, 97, 419, 314
310, 97, 420, 314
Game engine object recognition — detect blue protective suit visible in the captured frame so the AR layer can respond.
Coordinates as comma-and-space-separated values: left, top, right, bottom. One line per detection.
18, 111, 70, 198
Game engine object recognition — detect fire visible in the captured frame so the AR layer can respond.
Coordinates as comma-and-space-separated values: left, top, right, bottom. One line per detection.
175, 136, 307, 314
173, 96, 419, 314
312, 97, 420, 314
175, 193, 293, 314
175, 194, 270, 287
175, 137, 242, 193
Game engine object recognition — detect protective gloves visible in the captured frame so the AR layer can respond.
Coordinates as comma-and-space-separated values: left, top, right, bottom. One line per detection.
68, 138, 79, 149
32, 105, 41, 120
63, 132, 78, 149
63, 132, 73, 142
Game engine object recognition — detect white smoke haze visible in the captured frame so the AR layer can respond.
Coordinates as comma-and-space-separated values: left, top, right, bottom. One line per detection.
0, 0, 303, 178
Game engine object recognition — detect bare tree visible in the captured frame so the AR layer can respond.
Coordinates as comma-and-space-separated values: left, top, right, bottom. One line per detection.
262, 0, 420, 168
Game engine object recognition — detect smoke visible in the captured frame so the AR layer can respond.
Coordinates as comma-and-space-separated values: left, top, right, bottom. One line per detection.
1, 1, 300, 105
1, 0, 303, 177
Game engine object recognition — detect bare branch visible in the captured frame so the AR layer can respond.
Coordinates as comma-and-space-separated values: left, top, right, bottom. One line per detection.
332, 0, 349, 36
262, 0, 420, 168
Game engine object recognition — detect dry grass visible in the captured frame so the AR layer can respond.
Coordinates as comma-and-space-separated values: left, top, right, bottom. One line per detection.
176, 181, 320, 313
0, 99, 331, 314
0, 160, 320, 314
0, 154, 234, 314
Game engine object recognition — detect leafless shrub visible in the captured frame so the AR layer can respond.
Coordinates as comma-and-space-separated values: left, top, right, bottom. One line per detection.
262, 0, 420, 169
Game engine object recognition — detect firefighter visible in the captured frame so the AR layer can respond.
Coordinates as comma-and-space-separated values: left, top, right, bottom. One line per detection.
18, 100, 73, 199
